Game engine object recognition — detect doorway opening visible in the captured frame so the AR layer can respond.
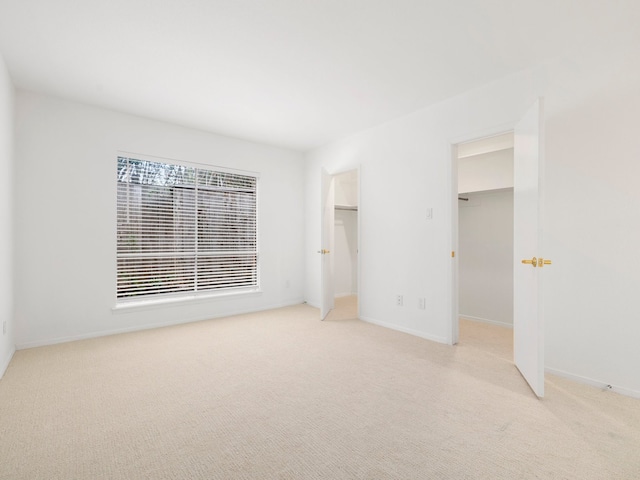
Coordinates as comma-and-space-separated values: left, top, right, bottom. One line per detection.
320, 168, 360, 320
454, 132, 514, 346
451, 101, 546, 397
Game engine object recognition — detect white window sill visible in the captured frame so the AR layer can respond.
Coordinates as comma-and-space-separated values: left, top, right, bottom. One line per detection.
112, 288, 262, 314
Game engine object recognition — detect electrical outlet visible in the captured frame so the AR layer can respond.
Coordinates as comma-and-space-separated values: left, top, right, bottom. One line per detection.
396, 295, 403, 307
418, 298, 426, 310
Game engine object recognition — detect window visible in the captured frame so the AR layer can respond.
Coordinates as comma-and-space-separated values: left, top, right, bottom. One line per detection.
117, 156, 258, 301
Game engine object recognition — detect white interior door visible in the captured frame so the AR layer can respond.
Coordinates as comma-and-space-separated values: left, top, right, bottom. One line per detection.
513, 98, 545, 397
320, 168, 335, 319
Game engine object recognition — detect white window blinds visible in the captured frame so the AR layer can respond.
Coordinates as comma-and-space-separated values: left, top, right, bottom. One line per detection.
117, 156, 258, 300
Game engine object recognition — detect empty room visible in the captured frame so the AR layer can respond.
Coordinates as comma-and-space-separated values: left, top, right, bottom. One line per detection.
1, 1, 639, 479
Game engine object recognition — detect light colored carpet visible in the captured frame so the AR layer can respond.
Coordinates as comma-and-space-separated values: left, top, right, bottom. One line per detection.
1, 298, 639, 479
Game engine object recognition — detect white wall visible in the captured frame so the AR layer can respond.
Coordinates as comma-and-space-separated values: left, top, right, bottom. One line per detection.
14, 92, 305, 348
0, 53, 15, 378
458, 190, 513, 327
334, 169, 358, 206
458, 149, 513, 193
304, 31, 640, 396
334, 209, 358, 297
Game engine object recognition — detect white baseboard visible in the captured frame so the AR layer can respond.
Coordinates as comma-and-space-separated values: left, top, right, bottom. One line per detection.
545, 367, 640, 400
0, 345, 16, 380
16, 299, 306, 350
459, 314, 513, 329
359, 315, 448, 344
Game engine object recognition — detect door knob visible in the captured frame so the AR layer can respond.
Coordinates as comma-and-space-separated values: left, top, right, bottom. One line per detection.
317, 249, 330, 254
538, 258, 552, 267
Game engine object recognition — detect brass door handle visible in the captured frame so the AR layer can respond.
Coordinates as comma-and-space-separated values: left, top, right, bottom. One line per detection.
521, 257, 552, 268
317, 249, 330, 254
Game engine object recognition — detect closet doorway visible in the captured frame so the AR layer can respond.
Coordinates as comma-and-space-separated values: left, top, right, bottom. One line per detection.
452, 101, 546, 397
456, 133, 514, 339
320, 168, 359, 320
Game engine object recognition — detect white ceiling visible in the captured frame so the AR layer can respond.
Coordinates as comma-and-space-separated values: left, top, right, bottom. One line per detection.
0, 1, 636, 151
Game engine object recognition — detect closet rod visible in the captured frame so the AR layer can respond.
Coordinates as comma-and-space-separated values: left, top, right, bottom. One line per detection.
335, 205, 358, 211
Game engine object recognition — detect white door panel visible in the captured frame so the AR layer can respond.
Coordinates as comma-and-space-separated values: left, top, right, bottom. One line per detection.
320, 168, 334, 320
513, 99, 545, 397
